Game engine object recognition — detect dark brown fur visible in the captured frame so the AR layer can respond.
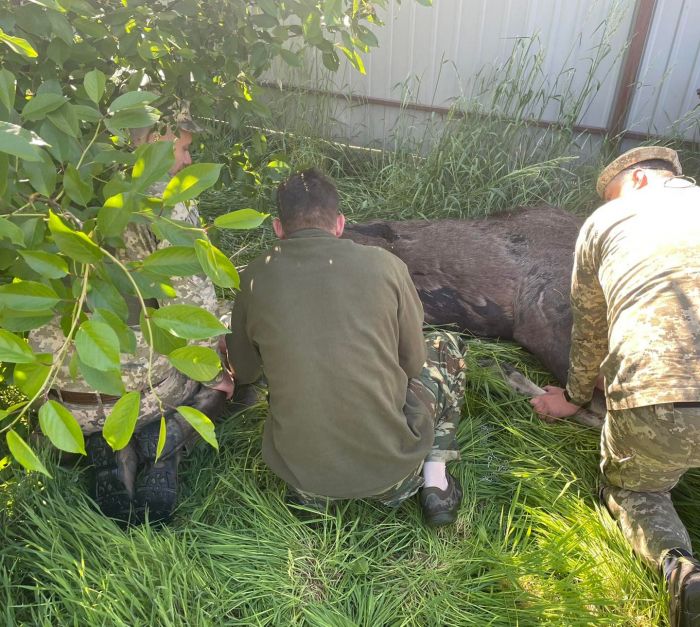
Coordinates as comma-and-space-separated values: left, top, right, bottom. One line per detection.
343, 206, 582, 383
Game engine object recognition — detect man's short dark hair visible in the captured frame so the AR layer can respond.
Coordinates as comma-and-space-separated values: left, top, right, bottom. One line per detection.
276, 169, 339, 234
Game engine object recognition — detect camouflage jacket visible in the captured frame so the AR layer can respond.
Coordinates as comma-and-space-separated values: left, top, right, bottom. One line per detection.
566, 182, 700, 409
30, 182, 228, 395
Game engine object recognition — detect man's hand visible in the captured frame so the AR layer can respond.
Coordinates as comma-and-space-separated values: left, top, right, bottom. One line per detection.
530, 386, 581, 422
211, 370, 235, 399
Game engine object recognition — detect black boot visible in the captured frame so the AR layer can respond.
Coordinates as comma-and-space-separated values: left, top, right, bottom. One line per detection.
133, 417, 193, 525
665, 548, 700, 627
419, 472, 463, 527
85, 433, 137, 524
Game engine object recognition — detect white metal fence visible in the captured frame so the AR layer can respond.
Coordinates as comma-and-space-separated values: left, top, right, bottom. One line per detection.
267, 0, 700, 147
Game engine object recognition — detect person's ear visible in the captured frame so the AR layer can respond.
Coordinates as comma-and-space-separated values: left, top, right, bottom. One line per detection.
631, 168, 648, 190
334, 213, 345, 238
272, 217, 286, 239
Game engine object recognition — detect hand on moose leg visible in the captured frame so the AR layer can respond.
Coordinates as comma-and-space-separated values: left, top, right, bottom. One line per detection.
529, 386, 581, 422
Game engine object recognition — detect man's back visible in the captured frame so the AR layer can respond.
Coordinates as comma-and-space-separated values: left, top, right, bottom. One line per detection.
228, 228, 432, 498
579, 183, 700, 408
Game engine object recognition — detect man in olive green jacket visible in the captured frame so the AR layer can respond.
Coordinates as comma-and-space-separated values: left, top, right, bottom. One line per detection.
227, 169, 466, 525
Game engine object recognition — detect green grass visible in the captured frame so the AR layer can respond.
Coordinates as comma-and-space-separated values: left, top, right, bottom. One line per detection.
2, 339, 686, 625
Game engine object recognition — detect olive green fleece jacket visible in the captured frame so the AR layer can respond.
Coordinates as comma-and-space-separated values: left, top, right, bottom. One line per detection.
227, 228, 433, 498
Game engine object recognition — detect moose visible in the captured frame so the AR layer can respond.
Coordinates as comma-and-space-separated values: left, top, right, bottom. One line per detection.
343, 206, 605, 427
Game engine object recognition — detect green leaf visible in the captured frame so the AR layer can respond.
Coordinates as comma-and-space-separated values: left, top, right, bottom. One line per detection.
132, 139, 174, 191
73, 104, 102, 122
92, 308, 136, 354
87, 277, 128, 319
19, 250, 68, 279
151, 304, 228, 340
194, 239, 240, 289
322, 50, 340, 72
150, 216, 204, 246
83, 69, 106, 104
21, 93, 68, 121
256, 0, 278, 16
0, 217, 27, 247
77, 359, 125, 396
13, 354, 51, 398
40, 120, 79, 163
140, 307, 187, 355
0, 68, 17, 112
279, 48, 302, 67
108, 105, 159, 130
108, 91, 159, 114
162, 163, 222, 207
97, 192, 135, 239
142, 246, 201, 277
47, 10, 74, 45
0, 29, 39, 58
168, 345, 221, 382
47, 103, 80, 137
0, 121, 49, 162
340, 46, 366, 74
74, 320, 120, 372
48, 210, 103, 263
63, 164, 94, 206
176, 405, 218, 451
155, 415, 167, 462
357, 26, 379, 48
0, 280, 60, 312
0, 310, 54, 332
0, 329, 36, 363
213, 209, 269, 230
137, 40, 169, 60
102, 392, 140, 450
6, 430, 51, 477
0, 153, 6, 198
22, 149, 57, 196
38, 400, 86, 455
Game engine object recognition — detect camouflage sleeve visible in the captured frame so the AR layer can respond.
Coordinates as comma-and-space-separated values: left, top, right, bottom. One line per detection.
566, 217, 608, 406
160, 199, 228, 388
226, 272, 263, 385
397, 262, 427, 378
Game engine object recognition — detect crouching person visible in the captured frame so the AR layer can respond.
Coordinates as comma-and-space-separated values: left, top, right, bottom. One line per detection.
29, 108, 233, 525
226, 169, 466, 525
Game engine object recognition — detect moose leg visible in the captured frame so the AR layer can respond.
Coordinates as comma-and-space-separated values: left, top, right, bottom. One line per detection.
480, 360, 604, 429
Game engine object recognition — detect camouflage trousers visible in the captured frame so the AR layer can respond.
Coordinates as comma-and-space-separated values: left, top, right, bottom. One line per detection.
289, 330, 466, 510
601, 403, 700, 567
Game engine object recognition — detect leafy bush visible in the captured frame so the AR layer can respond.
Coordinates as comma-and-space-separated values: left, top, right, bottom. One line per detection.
0, 0, 413, 472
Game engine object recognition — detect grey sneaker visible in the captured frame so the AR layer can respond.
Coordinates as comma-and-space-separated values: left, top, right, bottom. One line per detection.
419, 473, 462, 527
667, 550, 700, 627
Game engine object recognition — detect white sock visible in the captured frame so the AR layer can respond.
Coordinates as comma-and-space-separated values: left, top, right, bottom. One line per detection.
423, 461, 448, 490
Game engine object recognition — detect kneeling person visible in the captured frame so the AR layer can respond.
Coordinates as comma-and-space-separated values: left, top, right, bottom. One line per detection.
226, 169, 465, 524
30, 111, 232, 524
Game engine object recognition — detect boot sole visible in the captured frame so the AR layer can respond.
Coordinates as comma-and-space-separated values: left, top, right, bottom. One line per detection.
134, 461, 178, 524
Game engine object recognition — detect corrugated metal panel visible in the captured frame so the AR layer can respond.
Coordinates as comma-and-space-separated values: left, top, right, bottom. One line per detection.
282, 0, 636, 130
626, 0, 700, 140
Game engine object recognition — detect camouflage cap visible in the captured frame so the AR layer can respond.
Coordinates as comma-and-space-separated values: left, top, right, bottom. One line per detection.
596, 146, 682, 198
172, 100, 204, 133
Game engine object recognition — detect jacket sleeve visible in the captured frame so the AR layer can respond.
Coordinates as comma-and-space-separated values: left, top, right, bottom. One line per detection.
225, 271, 263, 385
566, 217, 608, 406
397, 263, 426, 378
